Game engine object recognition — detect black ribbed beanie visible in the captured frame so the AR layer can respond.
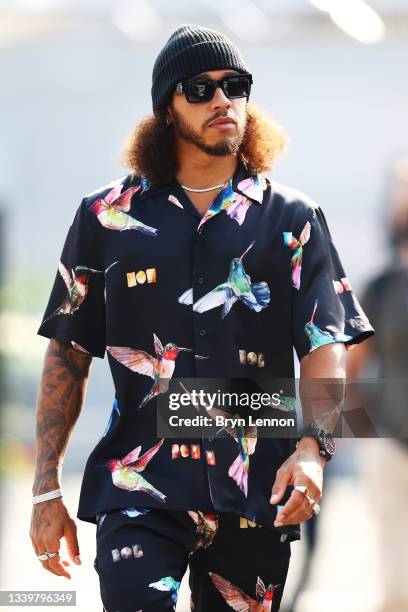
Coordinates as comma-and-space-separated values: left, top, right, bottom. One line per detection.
151, 24, 249, 111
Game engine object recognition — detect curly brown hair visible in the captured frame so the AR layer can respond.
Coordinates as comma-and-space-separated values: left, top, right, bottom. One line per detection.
121, 103, 288, 187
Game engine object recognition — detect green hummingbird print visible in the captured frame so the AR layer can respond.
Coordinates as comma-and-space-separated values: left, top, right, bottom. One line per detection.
149, 576, 180, 610
305, 299, 353, 352
106, 438, 166, 503
178, 241, 270, 318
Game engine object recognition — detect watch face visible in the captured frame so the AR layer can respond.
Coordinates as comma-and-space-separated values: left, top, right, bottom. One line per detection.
322, 432, 336, 455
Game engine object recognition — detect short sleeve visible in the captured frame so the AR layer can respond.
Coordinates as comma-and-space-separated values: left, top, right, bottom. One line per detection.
292, 205, 375, 362
37, 197, 106, 358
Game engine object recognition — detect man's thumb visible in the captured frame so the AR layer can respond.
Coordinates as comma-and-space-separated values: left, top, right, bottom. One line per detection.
65, 522, 81, 565
270, 471, 289, 504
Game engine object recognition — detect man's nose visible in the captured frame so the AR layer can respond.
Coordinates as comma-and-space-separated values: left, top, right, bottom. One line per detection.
209, 85, 231, 111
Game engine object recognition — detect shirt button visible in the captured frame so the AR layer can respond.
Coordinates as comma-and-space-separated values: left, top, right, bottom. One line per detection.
199, 328, 207, 337
197, 275, 204, 285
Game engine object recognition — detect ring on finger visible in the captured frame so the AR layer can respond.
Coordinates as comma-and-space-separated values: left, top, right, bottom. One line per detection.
312, 502, 321, 515
38, 551, 58, 561
294, 484, 309, 497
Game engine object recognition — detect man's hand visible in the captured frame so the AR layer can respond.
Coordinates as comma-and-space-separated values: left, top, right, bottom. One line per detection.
269, 342, 346, 527
30, 498, 80, 579
270, 437, 326, 527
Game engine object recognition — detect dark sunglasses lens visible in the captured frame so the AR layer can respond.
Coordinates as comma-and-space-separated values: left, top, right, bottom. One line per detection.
224, 76, 251, 98
186, 80, 214, 102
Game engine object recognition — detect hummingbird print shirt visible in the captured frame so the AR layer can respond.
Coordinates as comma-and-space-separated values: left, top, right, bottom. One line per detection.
37, 163, 374, 541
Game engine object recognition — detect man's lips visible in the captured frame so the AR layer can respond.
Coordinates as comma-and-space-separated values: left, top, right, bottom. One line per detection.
208, 117, 236, 129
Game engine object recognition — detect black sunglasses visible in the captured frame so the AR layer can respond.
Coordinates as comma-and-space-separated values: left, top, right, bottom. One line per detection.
175, 73, 253, 104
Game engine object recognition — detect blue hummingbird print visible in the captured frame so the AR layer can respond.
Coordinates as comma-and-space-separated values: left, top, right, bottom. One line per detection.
197, 175, 267, 230
100, 398, 120, 439
120, 507, 150, 518
178, 241, 270, 318
96, 512, 107, 531
305, 299, 352, 352
149, 576, 180, 610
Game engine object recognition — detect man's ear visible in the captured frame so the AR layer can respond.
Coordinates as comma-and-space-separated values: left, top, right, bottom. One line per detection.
166, 102, 174, 125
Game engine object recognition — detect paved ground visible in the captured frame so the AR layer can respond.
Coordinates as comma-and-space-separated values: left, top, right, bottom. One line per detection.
1, 473, 383, 612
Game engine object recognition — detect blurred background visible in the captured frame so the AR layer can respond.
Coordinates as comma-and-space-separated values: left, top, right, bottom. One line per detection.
0, 0, 407, 610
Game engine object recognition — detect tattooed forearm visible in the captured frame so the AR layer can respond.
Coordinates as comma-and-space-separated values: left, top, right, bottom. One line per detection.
32, 338, 92, 495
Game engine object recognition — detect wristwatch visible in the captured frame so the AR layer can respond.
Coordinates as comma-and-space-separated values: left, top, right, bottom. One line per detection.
296, 422, 336, 461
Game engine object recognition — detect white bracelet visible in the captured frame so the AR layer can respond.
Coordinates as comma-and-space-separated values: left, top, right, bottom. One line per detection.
32, 488, 63, 505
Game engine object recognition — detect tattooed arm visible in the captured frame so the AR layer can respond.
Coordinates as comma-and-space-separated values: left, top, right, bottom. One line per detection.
30, 337, 92, 579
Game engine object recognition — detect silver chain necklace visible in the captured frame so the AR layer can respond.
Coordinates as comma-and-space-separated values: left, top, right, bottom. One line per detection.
181, 180, 228, 193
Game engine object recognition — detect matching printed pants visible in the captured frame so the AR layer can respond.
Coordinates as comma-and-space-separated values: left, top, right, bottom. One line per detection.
94, 507, 291, 612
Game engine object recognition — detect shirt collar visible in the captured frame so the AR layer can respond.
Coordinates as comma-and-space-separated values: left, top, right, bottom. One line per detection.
231, 163, 267, 205
135, 162, 267, 206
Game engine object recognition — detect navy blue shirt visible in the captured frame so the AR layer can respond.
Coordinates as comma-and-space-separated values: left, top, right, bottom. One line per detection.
37, 163, 374, 541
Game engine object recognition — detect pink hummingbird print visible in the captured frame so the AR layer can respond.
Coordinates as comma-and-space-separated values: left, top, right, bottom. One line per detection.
282, 220, 311, 290
70, 341, 91, 355
89, 183, 158, 236
237, 175, 267, 204
106, 438, 166, 503
227, 426, 257, 498
333, 277, 352, 294
168, 194, 184, 209
197, 175, 266, 231
107, 334, 207, 410
226, 175, 267, 226
209, 573, 279, 611
178, 383, 257, 497
42, 261, 103, 324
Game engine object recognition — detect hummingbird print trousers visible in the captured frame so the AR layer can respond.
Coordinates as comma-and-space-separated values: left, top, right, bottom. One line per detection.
94, 507, 291, 612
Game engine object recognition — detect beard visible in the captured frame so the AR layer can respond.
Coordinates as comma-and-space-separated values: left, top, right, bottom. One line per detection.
171, 106, 246, 157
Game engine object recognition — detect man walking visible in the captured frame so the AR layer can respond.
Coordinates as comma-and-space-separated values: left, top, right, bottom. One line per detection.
30, 24, 374, 611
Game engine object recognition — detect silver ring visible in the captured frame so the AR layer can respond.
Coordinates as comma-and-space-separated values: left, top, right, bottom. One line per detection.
294, 485, 309, 497
312, 502, 321, 515
305, 494, 315, 506
38, 551, 58, 561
